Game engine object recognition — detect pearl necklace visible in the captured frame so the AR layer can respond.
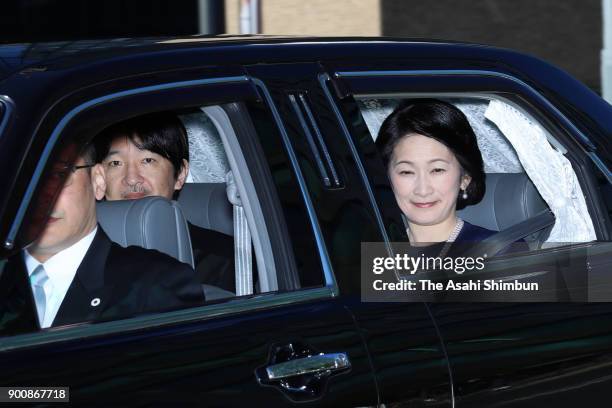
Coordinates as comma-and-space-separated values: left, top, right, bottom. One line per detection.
407, 217, 464, 258
438, 217, 464, 258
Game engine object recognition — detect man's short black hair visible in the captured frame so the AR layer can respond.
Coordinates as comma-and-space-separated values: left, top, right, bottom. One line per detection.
95, 112, 189, 178
80, 142, 97, 165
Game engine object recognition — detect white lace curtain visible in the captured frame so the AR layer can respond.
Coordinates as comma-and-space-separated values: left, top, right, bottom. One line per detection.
179, 112, 230, 183
484, 100, 595, 242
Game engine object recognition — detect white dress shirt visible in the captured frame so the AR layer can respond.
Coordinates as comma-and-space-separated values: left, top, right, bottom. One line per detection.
23, 227, 98, 328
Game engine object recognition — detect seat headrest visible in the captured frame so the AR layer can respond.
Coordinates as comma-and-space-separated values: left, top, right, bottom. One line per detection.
96, 197, 194, 267
458, 173, 547, 231
177, 183, 233, 236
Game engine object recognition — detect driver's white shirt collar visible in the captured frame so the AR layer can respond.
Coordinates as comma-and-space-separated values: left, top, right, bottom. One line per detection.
23, 226, 98, 328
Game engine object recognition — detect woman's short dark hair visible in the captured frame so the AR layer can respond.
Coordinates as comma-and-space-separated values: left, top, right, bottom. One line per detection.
95, 112, 189, 179
375, 99, 486, 210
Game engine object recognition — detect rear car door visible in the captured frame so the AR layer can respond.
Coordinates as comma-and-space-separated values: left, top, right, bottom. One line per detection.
246, 62, 453, 407
326, 59, 612, 407
0, 64, 378, 406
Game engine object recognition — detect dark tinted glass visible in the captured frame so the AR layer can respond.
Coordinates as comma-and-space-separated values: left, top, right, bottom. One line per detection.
246, 101, 326, 288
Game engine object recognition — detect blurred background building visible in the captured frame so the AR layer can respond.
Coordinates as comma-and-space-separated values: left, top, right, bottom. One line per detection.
0, 0, 608, 97
225, 0, 602, 95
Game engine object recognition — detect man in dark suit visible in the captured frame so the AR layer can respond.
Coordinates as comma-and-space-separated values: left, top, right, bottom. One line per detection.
94, 113, 237, 293
0, 145, 204, 334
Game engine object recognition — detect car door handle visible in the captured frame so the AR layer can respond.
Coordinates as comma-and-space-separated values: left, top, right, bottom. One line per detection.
266, 352, 351, 380
256, 342, 352, 401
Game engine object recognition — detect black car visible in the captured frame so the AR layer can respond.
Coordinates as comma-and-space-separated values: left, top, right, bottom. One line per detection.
0, 36, 612, 407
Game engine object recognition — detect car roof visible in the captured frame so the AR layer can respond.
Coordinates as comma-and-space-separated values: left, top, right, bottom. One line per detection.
0, 35, 509, 81
1, 35, 610, 161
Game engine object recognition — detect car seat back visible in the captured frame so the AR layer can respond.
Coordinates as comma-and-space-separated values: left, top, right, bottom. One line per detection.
177, 182, 233, 237
458, 173, 547, 232
96, 197, 194, 267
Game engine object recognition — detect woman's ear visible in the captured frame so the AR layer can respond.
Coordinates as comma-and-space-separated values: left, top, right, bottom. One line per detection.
92, 164, 106, 201
174, 159, 189, 191
460, 174, 472, 191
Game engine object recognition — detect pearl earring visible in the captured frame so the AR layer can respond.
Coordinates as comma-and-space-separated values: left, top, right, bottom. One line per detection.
462, 189, 468, 200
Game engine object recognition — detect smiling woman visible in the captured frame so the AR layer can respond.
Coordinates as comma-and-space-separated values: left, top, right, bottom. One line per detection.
375, 99, 494, 247
360, 94, 598, 251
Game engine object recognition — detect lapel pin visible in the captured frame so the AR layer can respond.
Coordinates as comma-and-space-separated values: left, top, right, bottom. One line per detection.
91, 298, 101, 307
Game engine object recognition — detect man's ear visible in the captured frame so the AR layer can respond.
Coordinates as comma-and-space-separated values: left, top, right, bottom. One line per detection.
92, 163, 106, 201
174, 159, 189, 191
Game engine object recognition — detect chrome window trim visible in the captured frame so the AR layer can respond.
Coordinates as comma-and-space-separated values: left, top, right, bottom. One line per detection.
250, 77, 339, 295
298, 93, 342, 187
288, 94, 332, 187
6, 76, 250, 247
0, 95, 14, 139
0, 286, 335, 352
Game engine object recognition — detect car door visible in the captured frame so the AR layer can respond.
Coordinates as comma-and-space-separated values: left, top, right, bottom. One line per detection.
0, 66, 378, 406
245, 62, 453, 407
325, 60, 612, 407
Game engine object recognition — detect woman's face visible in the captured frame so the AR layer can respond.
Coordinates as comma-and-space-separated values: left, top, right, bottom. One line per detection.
389, 134, 470, 227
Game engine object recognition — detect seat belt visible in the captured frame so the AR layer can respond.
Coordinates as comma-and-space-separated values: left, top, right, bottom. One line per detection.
467, 209, 555, 258
226, 171, 253, 296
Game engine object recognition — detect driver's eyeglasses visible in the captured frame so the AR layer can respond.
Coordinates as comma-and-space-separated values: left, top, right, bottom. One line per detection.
50, 163, 95, 186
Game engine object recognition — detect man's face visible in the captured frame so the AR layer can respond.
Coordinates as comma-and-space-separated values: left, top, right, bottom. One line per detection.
28, 156, 104, 262
100, 135, 188, 200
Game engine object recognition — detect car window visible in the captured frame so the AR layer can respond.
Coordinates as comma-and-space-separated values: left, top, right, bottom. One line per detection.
352, 94, 598, 254
244, 99, 328, 290
325, 91, 603, 302
0, 99, 328, 338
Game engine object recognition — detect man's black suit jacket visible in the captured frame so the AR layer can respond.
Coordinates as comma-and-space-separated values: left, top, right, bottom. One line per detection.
188, 223, 236, 293
0, 228, 205, 335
